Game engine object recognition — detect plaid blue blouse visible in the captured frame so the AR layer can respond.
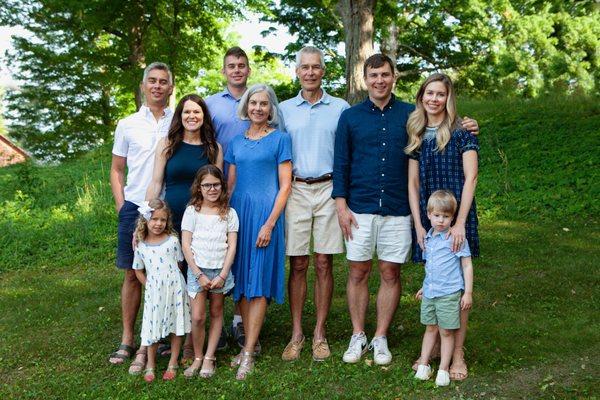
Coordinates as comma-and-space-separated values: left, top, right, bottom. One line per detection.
410, 128, 480, 262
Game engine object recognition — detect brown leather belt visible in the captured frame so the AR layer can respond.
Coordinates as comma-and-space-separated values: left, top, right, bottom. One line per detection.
293, 173, 333, 184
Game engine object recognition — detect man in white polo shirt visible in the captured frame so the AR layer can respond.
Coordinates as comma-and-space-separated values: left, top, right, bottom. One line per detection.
108, 62, 174, 371
279, 46, 350, 361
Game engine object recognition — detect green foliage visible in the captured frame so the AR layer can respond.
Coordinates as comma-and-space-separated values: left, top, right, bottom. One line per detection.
1, 0, 243, 161
458, 2, 600, 97
260, 0, 349, 94
191, 31, 297, 101
265, 0, 600, 98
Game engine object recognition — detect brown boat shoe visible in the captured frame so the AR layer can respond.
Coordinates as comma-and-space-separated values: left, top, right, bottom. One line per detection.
281, 335, 305, 361
312, 338, 331, 361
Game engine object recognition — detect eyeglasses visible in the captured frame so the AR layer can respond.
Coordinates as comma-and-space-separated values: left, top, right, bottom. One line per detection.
200, 183, 222, 191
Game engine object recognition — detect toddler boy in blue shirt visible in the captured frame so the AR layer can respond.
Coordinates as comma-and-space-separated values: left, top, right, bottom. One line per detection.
414, 190, 474, 386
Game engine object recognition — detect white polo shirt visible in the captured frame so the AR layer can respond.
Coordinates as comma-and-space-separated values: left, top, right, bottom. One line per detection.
112, 105, 174, 206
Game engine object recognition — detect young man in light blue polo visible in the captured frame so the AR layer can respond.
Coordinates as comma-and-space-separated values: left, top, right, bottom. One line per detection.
414, 190, 473, 386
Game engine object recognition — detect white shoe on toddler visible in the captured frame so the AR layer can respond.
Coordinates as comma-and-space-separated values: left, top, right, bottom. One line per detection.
435, 369, 450, 386
414, 364, 432, 380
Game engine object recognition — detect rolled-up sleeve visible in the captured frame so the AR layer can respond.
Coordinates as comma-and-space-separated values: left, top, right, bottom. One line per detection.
332, 111, 351, 199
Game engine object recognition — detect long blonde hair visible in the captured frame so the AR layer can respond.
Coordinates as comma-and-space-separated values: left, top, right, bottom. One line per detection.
134, 199, 177, 242
405, 73, 460, 155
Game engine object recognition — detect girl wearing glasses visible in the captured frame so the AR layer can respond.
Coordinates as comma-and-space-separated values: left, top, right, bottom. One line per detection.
180, 165, 238, 378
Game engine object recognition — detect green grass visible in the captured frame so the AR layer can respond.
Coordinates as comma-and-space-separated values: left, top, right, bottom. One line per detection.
0, 96, 599, 399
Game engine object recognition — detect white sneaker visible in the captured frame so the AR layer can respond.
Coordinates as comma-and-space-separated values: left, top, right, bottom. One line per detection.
414, 364, 432, 380
435, 369, 450, 386
369, 336, 392, 365
342, 332, 368, 363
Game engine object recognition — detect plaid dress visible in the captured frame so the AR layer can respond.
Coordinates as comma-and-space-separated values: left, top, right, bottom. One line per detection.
410, 127, 480, 263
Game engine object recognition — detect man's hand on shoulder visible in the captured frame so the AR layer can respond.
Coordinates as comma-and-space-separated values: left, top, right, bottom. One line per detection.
461, 116, 479, 135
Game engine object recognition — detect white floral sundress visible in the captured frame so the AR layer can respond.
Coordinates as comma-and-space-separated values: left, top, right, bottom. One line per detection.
133, 235, 191, 346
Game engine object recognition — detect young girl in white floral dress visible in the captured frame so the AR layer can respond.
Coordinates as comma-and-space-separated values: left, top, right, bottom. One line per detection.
133, 199, 191, 382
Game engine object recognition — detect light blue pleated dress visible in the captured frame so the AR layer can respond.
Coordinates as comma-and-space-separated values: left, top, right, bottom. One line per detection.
224, 130, 292, 304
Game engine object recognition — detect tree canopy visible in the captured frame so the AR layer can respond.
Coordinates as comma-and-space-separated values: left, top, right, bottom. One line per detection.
1, 0, 242, 160
266, 0, 599, 97
1, 0, 599, 160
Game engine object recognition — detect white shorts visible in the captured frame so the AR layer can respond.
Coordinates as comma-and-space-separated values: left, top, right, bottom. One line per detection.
345, 211, 412, 263
285, 180, 344, 256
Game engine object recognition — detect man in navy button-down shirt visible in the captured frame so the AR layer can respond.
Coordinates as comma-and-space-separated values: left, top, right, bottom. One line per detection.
333, 54, 414, 365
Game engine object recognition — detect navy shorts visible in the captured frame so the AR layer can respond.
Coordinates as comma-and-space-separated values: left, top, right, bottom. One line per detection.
116, 201, 140, 269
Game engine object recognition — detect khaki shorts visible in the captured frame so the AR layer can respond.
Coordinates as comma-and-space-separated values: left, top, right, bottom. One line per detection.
420, 291, 462, 330
285, 180, 344, 256
345, 211, 412, 263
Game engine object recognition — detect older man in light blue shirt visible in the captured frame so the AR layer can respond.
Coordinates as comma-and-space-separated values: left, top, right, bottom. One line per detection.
279, 46, 350, 362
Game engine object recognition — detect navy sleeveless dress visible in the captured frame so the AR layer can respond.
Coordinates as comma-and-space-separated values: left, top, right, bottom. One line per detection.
410, 128, 480, 263
164, 142, 209, 233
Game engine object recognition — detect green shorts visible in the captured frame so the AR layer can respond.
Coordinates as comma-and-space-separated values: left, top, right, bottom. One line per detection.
420, 291, 462, 329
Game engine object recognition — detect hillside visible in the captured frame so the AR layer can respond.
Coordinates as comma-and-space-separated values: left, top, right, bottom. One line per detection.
0, 96, 598, 399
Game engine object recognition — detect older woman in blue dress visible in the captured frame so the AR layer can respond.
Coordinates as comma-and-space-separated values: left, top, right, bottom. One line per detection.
225, 84, 292, 380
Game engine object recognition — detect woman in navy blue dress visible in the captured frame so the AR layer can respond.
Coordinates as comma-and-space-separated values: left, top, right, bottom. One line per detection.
406, 73, 479, 382
147, 94, 223, 233
225, 84, 292, 380
146, 94, 223, 365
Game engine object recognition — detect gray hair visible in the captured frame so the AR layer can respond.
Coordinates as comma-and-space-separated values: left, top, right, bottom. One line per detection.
237, 84, 280, 127
295, 46, 325, 69
142, 62, 173, 85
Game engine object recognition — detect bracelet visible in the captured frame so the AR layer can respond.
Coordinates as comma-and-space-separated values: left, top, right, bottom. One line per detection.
218, 274, 226, 281
194, 270, 204, 279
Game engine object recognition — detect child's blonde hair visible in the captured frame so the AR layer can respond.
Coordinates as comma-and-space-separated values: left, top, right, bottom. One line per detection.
427, 190, 457, 215
134, 199, 177, 242
405, 73, 460, 155
188, 165, 230, 220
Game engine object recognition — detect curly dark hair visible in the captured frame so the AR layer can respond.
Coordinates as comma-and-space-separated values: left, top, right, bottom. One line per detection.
163, 94, 219, 164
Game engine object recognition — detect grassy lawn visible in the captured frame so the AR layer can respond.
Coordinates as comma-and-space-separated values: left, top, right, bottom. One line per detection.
0, 96, 598, 399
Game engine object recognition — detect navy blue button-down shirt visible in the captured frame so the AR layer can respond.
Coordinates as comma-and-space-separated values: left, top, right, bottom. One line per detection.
332, 95, 415, 216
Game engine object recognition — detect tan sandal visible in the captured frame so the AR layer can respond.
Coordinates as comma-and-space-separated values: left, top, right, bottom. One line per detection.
450, 356, 468, 381
231, 350, 243, 367
128, 349, 147, 375
183, 357, 203, 378
199, 356, 216, 378
236, 351, 254, 380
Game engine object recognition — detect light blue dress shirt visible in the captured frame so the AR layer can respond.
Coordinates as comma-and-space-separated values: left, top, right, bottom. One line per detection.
422, 228, 471, 299
205, 89, 250, 177
280, 90, 349, 178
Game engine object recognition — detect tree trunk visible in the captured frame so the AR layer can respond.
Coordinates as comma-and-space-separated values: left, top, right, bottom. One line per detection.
167, 0, 181, 109
100, 84, 113, 129
336, 0, 376, 105
129, 1, 146, 110
381, 21, 398, 66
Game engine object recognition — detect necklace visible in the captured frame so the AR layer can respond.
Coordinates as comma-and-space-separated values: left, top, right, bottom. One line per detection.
243, 126, 271, 148
245, 126, 270, 140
